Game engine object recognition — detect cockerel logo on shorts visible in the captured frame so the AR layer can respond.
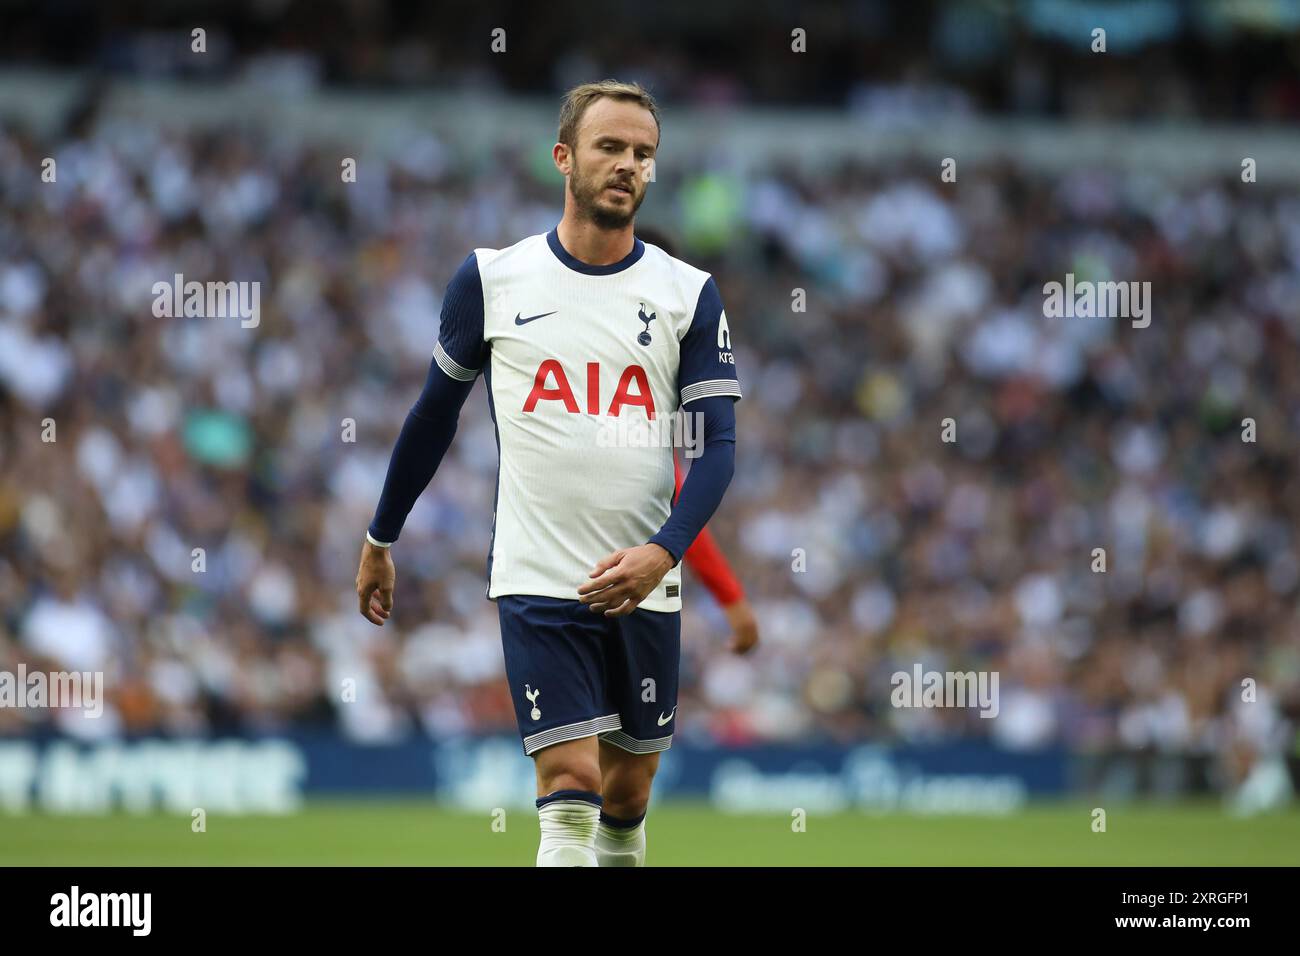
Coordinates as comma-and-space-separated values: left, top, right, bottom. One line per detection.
525, 684, 541, 721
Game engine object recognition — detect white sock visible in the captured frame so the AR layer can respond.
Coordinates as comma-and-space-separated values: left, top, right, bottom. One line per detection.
536, 794, 601, 867
595, 812, 647, 867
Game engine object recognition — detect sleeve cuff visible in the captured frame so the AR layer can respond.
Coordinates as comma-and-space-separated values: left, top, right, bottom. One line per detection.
647, 536, 682, 567
365, 531, 394, 548
433, 341, 480, 382
680, 379, 742, 405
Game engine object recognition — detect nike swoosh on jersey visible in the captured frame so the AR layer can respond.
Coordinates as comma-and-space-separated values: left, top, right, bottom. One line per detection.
514, 311, 557, 325
657, 707, 677, 726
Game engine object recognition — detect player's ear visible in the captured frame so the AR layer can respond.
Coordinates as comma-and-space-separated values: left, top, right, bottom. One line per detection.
553, 142, 571, 175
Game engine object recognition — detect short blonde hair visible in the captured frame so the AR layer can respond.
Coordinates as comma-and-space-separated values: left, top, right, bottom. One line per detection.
557, 79, 661, 149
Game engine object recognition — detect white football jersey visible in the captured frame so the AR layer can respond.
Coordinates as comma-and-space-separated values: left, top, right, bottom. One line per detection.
432, 228, 742, 612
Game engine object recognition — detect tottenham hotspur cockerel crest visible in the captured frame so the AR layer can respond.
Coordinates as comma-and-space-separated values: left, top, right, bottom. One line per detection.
636, 302, 656, 346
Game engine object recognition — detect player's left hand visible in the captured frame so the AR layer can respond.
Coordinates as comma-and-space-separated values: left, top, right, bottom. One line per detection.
578, 544, 675, 616
722, 598, 760, 654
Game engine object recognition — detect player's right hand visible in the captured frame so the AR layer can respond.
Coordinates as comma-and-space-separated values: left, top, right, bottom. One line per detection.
356, 539, 396, 626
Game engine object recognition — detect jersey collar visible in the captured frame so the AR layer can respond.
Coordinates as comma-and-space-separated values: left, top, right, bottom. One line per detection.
546, 227, 645, 275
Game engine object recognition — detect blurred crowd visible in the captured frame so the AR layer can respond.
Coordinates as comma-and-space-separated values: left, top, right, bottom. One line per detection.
0, 100, 1297, 778
4, 0, 1300, 122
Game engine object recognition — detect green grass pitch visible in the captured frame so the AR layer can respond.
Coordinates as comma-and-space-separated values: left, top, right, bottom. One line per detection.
2, 801, 1296, 866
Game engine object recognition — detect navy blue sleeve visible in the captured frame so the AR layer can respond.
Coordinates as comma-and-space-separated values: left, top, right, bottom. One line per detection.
433, 252, 488, 381
366, 364, 476, 545
646, 395, 737, 565
367, 253, 485, 545
678, 276, 742, 406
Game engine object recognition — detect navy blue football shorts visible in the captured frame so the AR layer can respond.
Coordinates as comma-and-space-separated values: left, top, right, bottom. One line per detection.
497, 594, 681, 756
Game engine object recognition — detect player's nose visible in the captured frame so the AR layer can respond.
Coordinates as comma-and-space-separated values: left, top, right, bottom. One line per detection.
612, 149, 637, 173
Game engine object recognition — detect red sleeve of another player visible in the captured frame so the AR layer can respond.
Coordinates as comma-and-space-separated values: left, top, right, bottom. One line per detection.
675, 458, 745, 606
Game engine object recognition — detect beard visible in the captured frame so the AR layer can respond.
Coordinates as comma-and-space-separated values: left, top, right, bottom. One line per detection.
569, 152, 645, 229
